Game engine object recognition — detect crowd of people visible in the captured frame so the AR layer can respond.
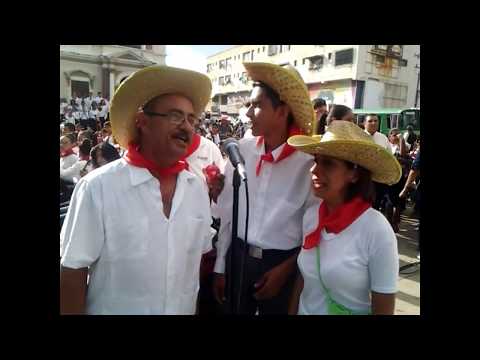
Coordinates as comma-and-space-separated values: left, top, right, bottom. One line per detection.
59, 63, 420, 316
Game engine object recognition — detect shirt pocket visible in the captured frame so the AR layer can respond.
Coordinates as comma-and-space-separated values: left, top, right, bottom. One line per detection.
104, 217, 149, 261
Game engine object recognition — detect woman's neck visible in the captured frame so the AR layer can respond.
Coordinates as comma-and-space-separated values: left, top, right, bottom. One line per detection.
323, 194, 348, 213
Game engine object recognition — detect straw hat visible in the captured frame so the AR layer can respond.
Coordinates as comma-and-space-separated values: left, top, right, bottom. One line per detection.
287, 120, 402, 185
243, 62, 315, 135
109, 65, 212, 148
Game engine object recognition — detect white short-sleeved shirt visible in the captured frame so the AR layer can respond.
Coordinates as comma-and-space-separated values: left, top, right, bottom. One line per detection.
60, 154, 78, 171
365, 130, 392, 152
64, 114, 75, 125
186, 136, 225, 218
60, 158, 214, 315
186, 136, 225, 190
60, 159, 87, 183
297, 205, 399, 315
214, 137, 318, 274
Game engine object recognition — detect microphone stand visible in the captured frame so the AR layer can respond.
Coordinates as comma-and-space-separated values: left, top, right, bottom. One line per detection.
227, 168, 241, 314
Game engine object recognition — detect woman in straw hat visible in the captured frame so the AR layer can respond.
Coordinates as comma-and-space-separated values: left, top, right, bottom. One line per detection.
60, 65, 215, 315
287, 120, 402, 315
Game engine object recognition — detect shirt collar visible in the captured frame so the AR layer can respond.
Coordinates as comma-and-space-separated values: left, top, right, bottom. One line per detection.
126, 158, 197, 187
257, 140, 287, 161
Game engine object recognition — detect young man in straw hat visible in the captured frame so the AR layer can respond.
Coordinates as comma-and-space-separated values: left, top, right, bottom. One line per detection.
60, 65, 215, 315
212, 62, 318, 314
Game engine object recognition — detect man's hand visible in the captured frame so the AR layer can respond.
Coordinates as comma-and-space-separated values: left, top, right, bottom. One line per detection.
208, 173, 225, 203
213, 273, 226, 304
253, 261, 292, 301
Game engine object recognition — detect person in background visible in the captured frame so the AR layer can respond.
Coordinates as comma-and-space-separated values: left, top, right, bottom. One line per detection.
363, 114, 392, 211
97, 99, 108, 128
403, 125, 417, 151
60, 133, 79, 171
210, 123, 221, 146
312, 98, 328, 135
287, 120, 401, 315
60, 139, 92, 183
102, 121, 115, 145
218, 115, 234, 141
62, 122, 76, 135
64, 108, 76, 126
326, 104, 354, 126
387, 128, 409, 233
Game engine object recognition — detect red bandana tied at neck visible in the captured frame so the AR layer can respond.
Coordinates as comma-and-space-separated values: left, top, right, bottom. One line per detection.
60, 148, 75, 158
182, 134, 202, 170
256, 125, 303, 176
303, 196, 371, 249
125, 143, 187, 178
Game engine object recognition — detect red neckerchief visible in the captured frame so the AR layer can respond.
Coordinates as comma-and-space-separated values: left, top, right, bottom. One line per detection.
303, 196, 371, 249
60, 148, 75, 158
124, 143, 187, 178
183, 134, 202, 170
256, 125, 303, 176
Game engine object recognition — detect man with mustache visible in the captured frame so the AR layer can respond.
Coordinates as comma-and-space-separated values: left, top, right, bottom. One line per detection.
60, 66, 215, 315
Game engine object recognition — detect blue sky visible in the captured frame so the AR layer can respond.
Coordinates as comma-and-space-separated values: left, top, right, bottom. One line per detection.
166, 45, 233, 74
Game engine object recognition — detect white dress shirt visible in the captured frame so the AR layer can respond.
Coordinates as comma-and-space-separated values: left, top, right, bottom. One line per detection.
365, 130, 392, 152
214, 137, 317, 274
298, 205, 399, 315
60, 154, 78, 171
186, 136, 225, 190
186, 136, 225, 218
60, 158, 214, 315
60, 159, 87, 183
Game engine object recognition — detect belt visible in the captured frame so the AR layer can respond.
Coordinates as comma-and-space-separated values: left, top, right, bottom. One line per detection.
234, 238, 299, 260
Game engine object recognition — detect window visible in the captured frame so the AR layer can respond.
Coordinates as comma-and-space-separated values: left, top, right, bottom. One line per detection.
258, 48, 260, 53
123, 45, 142, 49
268, 45, 278, 56
219, 77, 225, 86
251, 51, 254, 61
219, 60, 226, 69
225, 75, 231, 85
335, 48, 354, 66
225, 57, 231, 69
207, 64, 213, 73
399, 59, 408, 67
294, 60, 297, 66
287, 45, 291, 51
279, 45, 283, 53
263, 46, 266, 52
328, 53, 332, 61
145, 45, 153, 50
243, 51, 250, 61
376, 55, 385, 64
302, 58, 308, 65
308, 55, 324, 70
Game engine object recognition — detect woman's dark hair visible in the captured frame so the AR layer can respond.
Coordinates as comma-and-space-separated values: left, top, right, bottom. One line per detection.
64, 123, 76, 132
344, 161, 376, 204
316, 112, 328, 135
90, 142, 120, 168
312, 98, 326, 109
79, 139, 92, 157
252, 81, 295, 127
326, 104, 352, 125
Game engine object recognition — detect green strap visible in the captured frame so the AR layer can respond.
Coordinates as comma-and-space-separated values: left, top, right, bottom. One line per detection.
315, 245, 333, 300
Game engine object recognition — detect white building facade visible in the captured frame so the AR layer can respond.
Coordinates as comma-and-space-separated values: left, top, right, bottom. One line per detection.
60, 45, 166, 100
206, 45, 420, 114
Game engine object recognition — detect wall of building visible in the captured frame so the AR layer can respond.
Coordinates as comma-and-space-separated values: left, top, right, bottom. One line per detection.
60, 59, 103, 99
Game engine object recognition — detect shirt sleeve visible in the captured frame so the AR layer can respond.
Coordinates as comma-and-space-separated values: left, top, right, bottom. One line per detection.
60, 161, 84, 182
60, 178, 104, 269
368, 218, 399, 294
213, 159, 234, 274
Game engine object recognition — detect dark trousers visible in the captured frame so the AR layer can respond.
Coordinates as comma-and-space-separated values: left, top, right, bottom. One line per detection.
224, 238, 299, 315
373, 182, 388, 211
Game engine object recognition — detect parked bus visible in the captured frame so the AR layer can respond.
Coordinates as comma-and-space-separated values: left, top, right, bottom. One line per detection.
353, 108, 420, 136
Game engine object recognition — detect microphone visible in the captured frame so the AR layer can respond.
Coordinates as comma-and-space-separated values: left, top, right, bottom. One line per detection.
223, 138, 247, 181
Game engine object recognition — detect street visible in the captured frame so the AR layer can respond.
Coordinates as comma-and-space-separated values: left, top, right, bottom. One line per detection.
395, 205, 420, 315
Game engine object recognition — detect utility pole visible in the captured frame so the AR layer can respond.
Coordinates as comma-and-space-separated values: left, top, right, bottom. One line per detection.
414, 52, 420, 108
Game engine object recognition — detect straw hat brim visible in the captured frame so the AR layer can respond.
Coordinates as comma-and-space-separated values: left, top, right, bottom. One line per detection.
288, 135, 402, 185
243, 62, 315, 135
109, 66, 212, 148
